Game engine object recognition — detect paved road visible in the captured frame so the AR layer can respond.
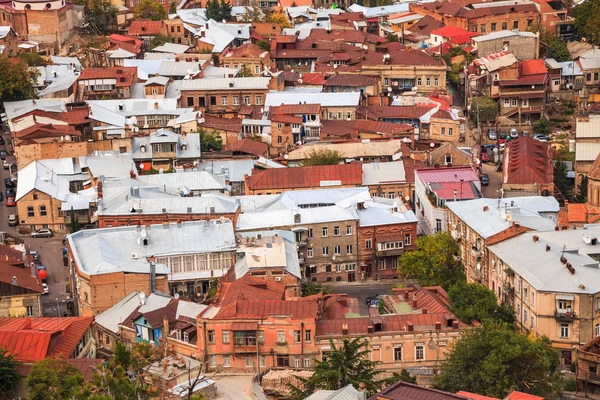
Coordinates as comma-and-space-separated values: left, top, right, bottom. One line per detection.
211, 375, 253, 400
328, 280, 398, 315
481, 162, 503, 199
0, 130, 70, 317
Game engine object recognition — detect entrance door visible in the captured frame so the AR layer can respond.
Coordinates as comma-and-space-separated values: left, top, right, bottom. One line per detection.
348, 272, 355, 282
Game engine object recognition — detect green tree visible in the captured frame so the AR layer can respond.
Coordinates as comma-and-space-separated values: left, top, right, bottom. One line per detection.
18, 52, 47, 66
134, 0, 167, 20
547, 36, 571, 62
302, 281, 331, 296
533, 117, 552, 135
469, 96, 499, 124
386, 33, 399, 42
218, 0, 232, 21
236, 64, 253, 77
240, 3, 264, 22
199, 130, 223, 152
205, 0, 221, 21
69, 208, 81, 233
575, 175, 589, 203
255, 39, 271, 52
448, 282, 515, 324
0, 349, 20, 395
381, 369, 417, 386
169, 1, 176, 13
72, 0, 117, 34
290, 337, 383, 399
433, 324, 562, 398
397, 232, 465, 290
554, 161, 573, 199
573, 0, 600, 45
302, 148, 344, 166
151, 35, 172, 48
114, 341, 132, 370
82, 364, 138, 399
27, 357, 84, 400
0, 58, 38, 112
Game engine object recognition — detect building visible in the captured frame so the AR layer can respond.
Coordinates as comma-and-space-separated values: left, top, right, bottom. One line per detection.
467, 51, 518, 100
577, 336, 600, 395
0, 26, 17, 57
471, 31, 538, 61
429, 25, 479, 47
197, 275, 319, 371
94, 291, 206, 358
502, 137, 554, 197
362, 161, 411, 200
486, 226, 600, 367
244, 163, 363, 195
68, 220, 236, 315
428, 142, 472, 167
285, 141, 406, 166
447, 197, 558, 284
320, 120, 414, 143
127, 20, 166, 47
579, 49, 600, 99
414, 166, 481, 236
219, 43, 271, 76
0, 317, 94, 361
575, 115, 600, 192
76, 67, 138, 101
371, 381, 473, 400
0, 261, 44, 318
131, 129, 201, 170
498, 59, 547, 125
269, 103, 322, 144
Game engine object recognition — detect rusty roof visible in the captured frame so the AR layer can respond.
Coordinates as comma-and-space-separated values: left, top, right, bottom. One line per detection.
361, 50, 444, 67
503, 137, 552, 185
370, 382, 471, 400
357, 105, 434, 120
272, 103, 321, 115
15, 124, 80, 140
246, 163, 363, 190
226, 138, 268, 157
504, 392, 544, 400
201, 115, 242, 132
275, 35, 298, 43
463, 3, 538, 18
216, 298, 319, 319
271, 114, 303, 124
305, 28, 384, 44
323, 73, 379, 87
224, 43, 267, 58
456, 392, 499, 400
0, 263, 43, 293
323, 294, 360, 319
567, 203, 588, 223
408, 15, 444, 35
78, 67, 137, 87
520, 59, 547, 76
128, 19, 164, 36
320, 120, 414, 139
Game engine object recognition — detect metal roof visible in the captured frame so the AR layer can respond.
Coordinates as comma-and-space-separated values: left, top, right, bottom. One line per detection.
157, 61, 204, 77
305, 385, 361, 400
287, 141, 405, 161
235, 230, 301, 279
362, 161, 406, 185
152, 43, 190, 53
472, 30, 536, 42
181, 77, 270, 91
265, 92, 360, 107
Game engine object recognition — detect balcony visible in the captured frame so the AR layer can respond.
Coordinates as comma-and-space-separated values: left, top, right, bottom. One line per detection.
471, 247, 482, 259
503, 284, 515, 296
450, 230, 462, 241
555, 310, 576, 322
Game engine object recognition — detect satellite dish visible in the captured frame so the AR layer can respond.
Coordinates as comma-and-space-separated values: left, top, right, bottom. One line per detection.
332, 255, 336, 260
298, 79, 303, 84
363, 202, 369, 209
392, 201, 398, 209
174, 293, 180, 299
583, 233, 592, 244
430, 142, 435, 148
198, 118, 205, 124
141, 228, 148, 238
387, 87, 392, 92
65, 135, 70, 141
140, 292, 146, 299
476, 263, 481, 270
284, 154, 289, 159
139, 163, 144, 170
405, 196, 410, 202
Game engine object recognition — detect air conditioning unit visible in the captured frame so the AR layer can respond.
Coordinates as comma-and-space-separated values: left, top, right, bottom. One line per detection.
131, 252, 138, 259
275, 277, 282, 282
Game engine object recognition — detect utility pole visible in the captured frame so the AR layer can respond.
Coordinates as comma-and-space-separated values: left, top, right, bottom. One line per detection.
476, 100, 481, 144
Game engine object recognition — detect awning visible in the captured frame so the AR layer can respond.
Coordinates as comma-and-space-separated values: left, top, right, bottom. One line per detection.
377, 233, 404, 243
556, 294, 574, 301
503, 268, 514, 276
231, 322, 258, 331
367, 17, 379, 22
291, 227, 309, 232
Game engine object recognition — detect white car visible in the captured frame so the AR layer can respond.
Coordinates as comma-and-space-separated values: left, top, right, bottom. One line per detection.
42, 283, 49, 294
31, 229, 53, 238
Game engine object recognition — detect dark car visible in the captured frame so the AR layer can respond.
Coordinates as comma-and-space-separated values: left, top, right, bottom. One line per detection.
6, 188, 15, 198
481, 174, 490, 186
499, 131, 507, 140
0, 151, 7, 160
4, 178, 15, 188
0, 193, 4, 202
365, 294, 384, 307
0, 137, 5, 145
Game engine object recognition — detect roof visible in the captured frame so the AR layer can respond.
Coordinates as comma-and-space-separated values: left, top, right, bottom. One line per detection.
128, 19, 164, 36
361, 51, 444, 67
323, 74, 379, 87
520, 59, 547, 76
157, 61, 204, 77
504, 392, 544, 400
226, 138, 268, 157
456, 392, 499, 400
472, 30, 536, 43
503, 137, 553, 185
408, 15, 444, 36
132, 129, 200, 161
265, 92, 360, 107
320, 120, 413, 139
271, 103, 321, 115
0, 317, 93, 362
152, 42, 190, 53
78, 67, 137, 87
416, 166, 479, 184
305, 385, 362, 400
94, 292, 141, 334
222, 42, 268, 59
0, 263, 43, 294
68, 220, 235, 277
447, 197, 558, 239
368, 381, 469, 400
567, 202, 588, 223
498, 74, 546, 86
235, 230, 301, 279
362, 161, 406, 185
431, 25, 478, 40
180, 77, 270, 91
287, 141, 406, 161
246, 163, 362, 191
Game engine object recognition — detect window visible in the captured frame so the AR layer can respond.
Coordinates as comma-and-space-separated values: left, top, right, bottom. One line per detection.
334, 246, 341, 255
222, 330, 230, 344
233, 96, 239, 105
295, 358, 301, 368
277, 136, 282, 144
27, 206, 34, 217
558, 299, 572, 311
326, 264, 332, 273
39, 205, 47, 217
491, 22, 497, 31
256, 96, 262, 105
307, 248, 313, 258
595, 72, 599, 81
308, 228, 313, 238
26, 306, 33, 316
441, 127, 446, 136
435, 219, 442, 232
415, 344, 425, 360
513, 21, 518, 29
426, 77, 431, 86
277, 330, 285, 343
223, 355, 231, 367
294, 330, 301, 343
530, 316, 534, 328
255, 65, 260, 74
346, 226, 352, 235
346, 112, 351, 119
183, 332, 189, 343
277, 355, 289, 367
394, 346, 402, 362
524, 309, 528, 322
210, 96, 217, 106
434, 78, 438, 87
304, 358, 310, 367
417, 77, 422, 85
322, 246, 329, 256
480, 24, 486, 33
346, 263, 356, 271
244, 96, 251, 105
379, 259, 386, 270
502, 22, 507, 30
259, 356, 266, 367
209, 355, 217, 367
305, 330, 311, 342
187, 97, 194, 107
366, 239, 372, 249
336, 264, 342, 272
404, 234, 411, 246
531, 292, 534, 306
208, 330, 215, 343
448, 128, 453, 136
346, 245, 353, 254
322, 227, 328, 237
245, 356, 253, 367
389, 192, 395, 199
384, 78, 389, 86
596, 323, 600, 337
334, 226, 340, 236
221, 96, 228, 105
504, 98, 510, 106
151, 88, 158, 95
560, 323, 569, 338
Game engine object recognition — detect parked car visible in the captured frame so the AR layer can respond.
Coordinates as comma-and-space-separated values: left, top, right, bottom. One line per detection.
0, 137, 6, 145
36, 264, 46, 270
8, 214, 17, 226
481, 174, 490, 186
480, 153, 491, 163
2, 160, 9, 170
4, 178, 15, 188
366, 294, 385, 307
6, 188, 14, 198
31, 229, 53, 238
0, 193, 3, 202
510, 128, 519, 139
488, 129, 497, 140
480, 144, 495, 152
6, 197, 15, 207
499, 131, 507, 140
0, 150, 7, 160
30, 250, 40, 261
533, 133, 551, 142
42, 283, 49, 294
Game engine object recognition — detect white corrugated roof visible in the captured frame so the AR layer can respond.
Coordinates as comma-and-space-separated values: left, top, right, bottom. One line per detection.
265, 91, 360, 107
576, 115, 600, 139
181, 77, 270, 91
472, 30, 536, 42
362, 161, 406, 185
152, 43, 190, 53
157, 61, 204, 77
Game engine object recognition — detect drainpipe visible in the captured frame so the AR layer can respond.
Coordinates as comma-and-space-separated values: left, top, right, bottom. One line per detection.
203, 321, 209, 372
301, 322, 305, 366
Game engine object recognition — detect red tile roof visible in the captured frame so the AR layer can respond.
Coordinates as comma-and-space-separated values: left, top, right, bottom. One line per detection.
271, 114, 303, 124
361, 50, 444, 66
503, 137, 552, 185
504, 392, 544, 400
223, 43, 268, 58
298, 72, 327, 85
408, 15, 444, 36
324, 73, 379, 87
15, 124, 81, 140
370, 381, 470, 400
226, 138, 268, 157
279, 0, 311, 7
200, 115, 242, 132
78, 67, 137, 88
431, 25, 478, 40
519, 59, 548, 76
0, 317, 93, 362
463, 3, 538, 18
386, 286, 452, 314
456, 392, 499, 400
567, 203, 588, 223
0, 263, 43, 293
272, 103, 321, 115
246, 163, 363, 190
320, 120, 413, 139
304, 28, 385, 45
415, 1, 465, 17
274, 34, 298, 43
323, 294, 360, 319
128, 19, 164, 36
108, 34, 143, 55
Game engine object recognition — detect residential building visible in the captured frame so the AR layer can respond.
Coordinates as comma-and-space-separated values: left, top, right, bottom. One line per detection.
414, 166, 481, 236
0, 262, 44, 318
502, 137, 554, 197
164, 17, 194, 46
467, 51, 519, 100
322, 74, 380, 95
197, 275, 319, 371
269, 103, 321, 144
143, 77, 170, 99
285, 141, 406, 166
94, 291, 206, 357
372, 381, 473, 400
131, 129, 201, 170
429, 142, 472, 167
244, 163, 363, 195
219, 43, 271, 76
265, 92, 361, 124
498, 59, 547, 125
447, 197, 558, 284
575, 115, 600, 192
577, 336, 600, 395
320, 120, 414, 143
429, 25, 479, 47
362, 161, 411, 200
0, 26, 18, 57
579, 49, 600, 99
69, 219, 236, 309
471, 30, 538, 61
0, 317, 94, 361
127, 20, 166, 47
199, 115, 242, 147
76, 67, 138, 101
316, 285, 469, 385
487, 226, 600, 366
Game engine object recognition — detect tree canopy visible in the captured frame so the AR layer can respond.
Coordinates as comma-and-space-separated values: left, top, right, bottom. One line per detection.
533, 117, 551, 135
547, 36, 571, 62
72, 0, 117, 34
554, 161, 573, 199
27, 357, 85, 400
267, 11, 292, 29
396, 232, 465, 290
302, 148, 344, 166
236, 64, 253, 77
205, 0, 232, 22
200, 130, 224, 152
448, 282, 515, 325
301, 281, 331, 296
433, 324, 562, 398
290, 337, 382, 399
575, 175, 588, 203
573, 0, 600, 45
134, 0, 167, 21
255, 40, 271, 52
0, 58, 38, 112
0, 348, 20, 395
469, 96, 499, 123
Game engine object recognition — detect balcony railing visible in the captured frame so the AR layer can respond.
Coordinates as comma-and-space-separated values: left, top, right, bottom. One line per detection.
450, 230, 462, 241
555, 310, 576, 322
471, 247, 482, 259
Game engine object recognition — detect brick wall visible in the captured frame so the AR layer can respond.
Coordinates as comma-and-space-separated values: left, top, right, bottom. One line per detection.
269, 121, 293, 157
98, 209, 240, 229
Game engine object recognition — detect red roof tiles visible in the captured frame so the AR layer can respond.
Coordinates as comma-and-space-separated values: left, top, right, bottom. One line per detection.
200, 115, 242, 132
503, 137, 552, 185
246, 163, 363, 191
78, 67, 137, 88
372, 381, 471, 400
456, 392, 499, 400
223, 43, 268, 58
226, 138, 268, 157
361, 50, 444, 66
272, 103, 321, 115
567, 203, 588, 223
519, 59, 548, 76
128, 19, 164, 36
504, 392, 544, 400
0, 263, 43, 293
324, 73, 379, 87
431, 26, 478, 40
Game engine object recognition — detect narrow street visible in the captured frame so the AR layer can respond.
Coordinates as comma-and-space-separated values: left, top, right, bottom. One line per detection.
328, 280, 398, 315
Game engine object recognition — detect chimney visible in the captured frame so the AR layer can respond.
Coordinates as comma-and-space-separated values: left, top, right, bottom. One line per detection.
412, 300, 418, 308
163, 315, 170, 338
403, 292, 409, 300
422, 308, 428, 314
31, 262, 37, 278
11, 276, 17, 286
97, 179, 103, 199
342, 324, 349, 335
154, 101, 159, 110
367, 325, 374, 333
483, 205, 489, 212
435, 321, 441, 330
452, 320, 459, 329
406, 322, 414, 331
546, 245, 551, 252
533, 235, 539, 242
